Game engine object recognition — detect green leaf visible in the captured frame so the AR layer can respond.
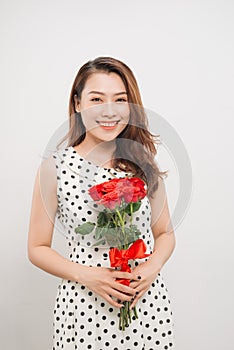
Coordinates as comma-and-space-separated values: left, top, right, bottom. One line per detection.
91, 238, 106, 247
97, 211, 109, 226
119, 225, 141, 244
130, 224, 141, 237
95, 226, 108, 240
124, 227, 132, 235
131, 201, 141, 212
105, 232, 119, 246
74, 222, 95, 235
122, 201, 141, 214
123, 204, 131, 214
107, 227, 120, 237
108, 221, 116, 228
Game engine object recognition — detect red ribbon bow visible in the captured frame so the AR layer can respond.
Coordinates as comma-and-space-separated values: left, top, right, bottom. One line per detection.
109, 239, 151, 286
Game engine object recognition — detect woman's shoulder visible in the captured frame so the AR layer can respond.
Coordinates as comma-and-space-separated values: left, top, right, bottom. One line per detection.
38, 154, 58, 183
51, 145, 71, 157
48, 146, 73, 168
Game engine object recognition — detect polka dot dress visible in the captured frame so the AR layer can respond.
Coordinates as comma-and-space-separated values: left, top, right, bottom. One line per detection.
52, 146, 176, 350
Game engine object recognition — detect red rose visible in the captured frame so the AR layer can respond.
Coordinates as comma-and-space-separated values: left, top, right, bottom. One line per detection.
120, 178, 146, 203
129, 178, 146, 202
88, 184, 103, 201
88, 177, 147, 210
99, 190, 122, 209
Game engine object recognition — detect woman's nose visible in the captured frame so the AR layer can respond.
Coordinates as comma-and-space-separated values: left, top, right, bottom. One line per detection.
102, 102, 117, 118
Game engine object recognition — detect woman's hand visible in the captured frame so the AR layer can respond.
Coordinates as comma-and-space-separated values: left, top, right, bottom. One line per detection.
129, 259, 161, 309
77, 265, 140, 308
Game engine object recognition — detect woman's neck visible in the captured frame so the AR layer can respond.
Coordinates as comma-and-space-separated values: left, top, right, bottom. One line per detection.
74, 139, 117, 167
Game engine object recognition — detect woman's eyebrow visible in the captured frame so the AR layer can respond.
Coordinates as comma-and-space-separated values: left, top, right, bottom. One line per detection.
88, 91, 127, 96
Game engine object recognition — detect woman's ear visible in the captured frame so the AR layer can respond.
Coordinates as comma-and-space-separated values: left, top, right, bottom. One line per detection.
73, 94, 80, 113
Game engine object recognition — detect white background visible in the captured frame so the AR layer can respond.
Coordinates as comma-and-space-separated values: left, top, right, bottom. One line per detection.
1, 0, 234, 349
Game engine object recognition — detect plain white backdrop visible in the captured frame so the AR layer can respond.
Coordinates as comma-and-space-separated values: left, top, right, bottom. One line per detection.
0, 0, 234, 349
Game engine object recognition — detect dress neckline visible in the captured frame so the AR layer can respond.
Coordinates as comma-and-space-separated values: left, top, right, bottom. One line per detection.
69, 146, 122, 172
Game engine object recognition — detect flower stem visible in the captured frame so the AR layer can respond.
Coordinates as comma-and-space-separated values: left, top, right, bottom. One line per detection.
130, 202, 133, 226
133, 306, 138, 319
115, 208, 125, 229
116, 208, 128, 249
127, 301, 131, 323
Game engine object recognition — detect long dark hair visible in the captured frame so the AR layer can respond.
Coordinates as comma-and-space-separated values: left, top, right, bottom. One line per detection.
59, 56, 168, 198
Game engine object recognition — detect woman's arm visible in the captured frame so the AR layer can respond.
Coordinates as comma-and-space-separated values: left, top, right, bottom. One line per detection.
27, 156, 139, 308
148, 176, 176, 268
27, 156, 81, 281
129, 177, 176, 308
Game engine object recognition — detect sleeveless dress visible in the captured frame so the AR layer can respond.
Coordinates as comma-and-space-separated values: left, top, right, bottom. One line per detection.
52, 146, 176, 350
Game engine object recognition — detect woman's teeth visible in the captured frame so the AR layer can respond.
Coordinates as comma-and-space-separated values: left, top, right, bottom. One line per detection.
98, 121, 119, 126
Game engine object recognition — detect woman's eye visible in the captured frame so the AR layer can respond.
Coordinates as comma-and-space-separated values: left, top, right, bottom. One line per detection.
91, 97, 101, 102
90, 97, 127, 102
116, 98, 127, 102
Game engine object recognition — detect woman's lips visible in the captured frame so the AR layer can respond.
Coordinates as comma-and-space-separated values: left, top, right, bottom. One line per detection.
96, 120, 120, 130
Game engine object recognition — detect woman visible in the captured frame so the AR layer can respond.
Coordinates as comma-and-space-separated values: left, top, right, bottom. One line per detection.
28, 56, 176, 349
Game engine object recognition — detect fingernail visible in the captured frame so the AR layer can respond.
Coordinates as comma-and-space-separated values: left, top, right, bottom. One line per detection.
138, 275, 141, 280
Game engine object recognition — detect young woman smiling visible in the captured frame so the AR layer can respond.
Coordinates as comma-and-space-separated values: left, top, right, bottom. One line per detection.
28, 56, 176, 349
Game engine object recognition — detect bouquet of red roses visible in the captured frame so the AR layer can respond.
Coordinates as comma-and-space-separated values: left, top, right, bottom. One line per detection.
75, 177, 150, 330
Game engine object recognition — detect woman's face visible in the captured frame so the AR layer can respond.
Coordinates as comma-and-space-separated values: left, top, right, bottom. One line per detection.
74, 72, 130, 143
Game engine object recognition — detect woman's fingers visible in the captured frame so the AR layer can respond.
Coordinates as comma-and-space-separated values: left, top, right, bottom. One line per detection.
129, 285, 148, 309
130, 290, 142, 309
101, 281, 136, 301
82, 266, 144, 308
112, 281, 136, 295
111, 269, 140, 282
129, 277, 154, 309
128, 280, 141, 289
105, 294, 124, 308
108, 288, 135, 302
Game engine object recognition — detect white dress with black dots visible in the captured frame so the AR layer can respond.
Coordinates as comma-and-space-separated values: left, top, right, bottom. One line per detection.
52, 146, 176, 350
